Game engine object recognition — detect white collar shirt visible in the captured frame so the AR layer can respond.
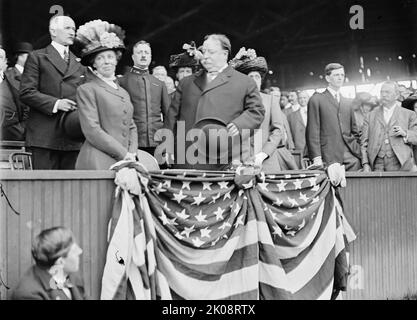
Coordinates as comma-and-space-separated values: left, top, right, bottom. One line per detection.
383, 102, 398, 124
51, 41, 69, 60
327, 86, 341, 103
15, 64, 24, 74
299, 106, 308, 126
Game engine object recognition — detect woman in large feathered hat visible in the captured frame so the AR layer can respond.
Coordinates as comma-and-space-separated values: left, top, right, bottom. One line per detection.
169, 41, 202, 85
229, 48, 298, 172
73, 20, 139, 170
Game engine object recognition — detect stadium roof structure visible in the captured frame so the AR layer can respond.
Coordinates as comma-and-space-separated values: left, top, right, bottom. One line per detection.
1, 0, 416, 89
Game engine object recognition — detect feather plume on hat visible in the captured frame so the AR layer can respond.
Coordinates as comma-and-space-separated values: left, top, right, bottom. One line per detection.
169, 41, 202, 70
75, 19, 126, 66
229, 47, 268, 78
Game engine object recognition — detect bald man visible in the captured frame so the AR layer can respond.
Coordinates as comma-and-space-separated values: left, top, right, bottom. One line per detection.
20, 16, 87, 169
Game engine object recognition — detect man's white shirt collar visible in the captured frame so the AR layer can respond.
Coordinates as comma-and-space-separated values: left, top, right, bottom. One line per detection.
327, 86, 341, 99
292, 104, 300, 112
383, 102, 398, 123
0, 71, 4, 83
14, 64, 24, 74
51, 41, 68, 59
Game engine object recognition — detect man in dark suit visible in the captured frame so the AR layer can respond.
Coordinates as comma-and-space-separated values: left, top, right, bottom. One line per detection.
288, 90, 309, 154
165, 34, 265, 169
19, 16, 86, 169
2, 42, 33, 140
119, 40, 170, 157
1, 47, 26, 141
306, 63, 361, 186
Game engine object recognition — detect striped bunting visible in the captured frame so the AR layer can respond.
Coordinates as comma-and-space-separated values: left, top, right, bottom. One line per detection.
101, 162, 356, 300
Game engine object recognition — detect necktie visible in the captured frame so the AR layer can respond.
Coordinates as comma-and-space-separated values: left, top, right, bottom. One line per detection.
335, 92, 340, 104
63, 49, 70, 64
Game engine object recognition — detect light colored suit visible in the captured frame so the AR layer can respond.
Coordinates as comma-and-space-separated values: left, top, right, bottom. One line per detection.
254, 93, 286, 173
75, 75, 138, 170
361, 104, 417, 171
287, 108, 306, 153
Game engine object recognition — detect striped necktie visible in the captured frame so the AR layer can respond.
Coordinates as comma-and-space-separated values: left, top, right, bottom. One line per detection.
63, 49, 70, 64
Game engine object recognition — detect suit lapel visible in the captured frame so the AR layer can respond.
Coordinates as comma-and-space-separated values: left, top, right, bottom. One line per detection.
202, 66, 232, 94
375, 106, 386, 127
33, 265, 71, 300
323, 89, 339, 110
63, 52, 82, 79
45, 44, 68, 75
7, 68, 21, 90
193, 70, 206, 92
295, 110, 305, 128
388, 104, 401, 126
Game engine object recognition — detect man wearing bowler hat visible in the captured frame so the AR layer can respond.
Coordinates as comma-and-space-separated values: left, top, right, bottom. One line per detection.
4, 42, 33, 135
20, 16, 87, 169
165, 34, 265, 169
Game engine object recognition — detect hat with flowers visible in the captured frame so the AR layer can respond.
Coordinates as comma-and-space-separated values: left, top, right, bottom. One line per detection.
169, 41, 203, 70
75, 19, 126, 66
229, 47, 268, 78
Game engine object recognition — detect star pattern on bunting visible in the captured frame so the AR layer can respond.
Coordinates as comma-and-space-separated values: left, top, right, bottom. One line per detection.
192, 237, 204, 247
202, 182, 212, 190
192, 192, 206, 205
234, 215, 245, 228
181, 225, 195, 238
153, 182, 166, 194
233, 203, 241, 215
276, 181, 287, 192
210, 192, 221, 204
299, 192, 308, 202
258, 182, 269, 191
272, 225, 283, 237
311, 185, 320, 192
273, 197, 283, 206
223, 191, 231, 200
195, 210, 207, 222
172, 190, 187, 203
288, 197, 299, 207
159, 211, 170, 225
308, 177, 317, 186
312, 196, 320, 204
242, 179, 254, 189
181, 181, 191, 190
174, 232, 184, 240
218, 221, 232, 230
293, 179, 303, 190
176, 209, 190, 220
200, 227, 212, 238
218, 181, 229, 189
214, 207, 225, 221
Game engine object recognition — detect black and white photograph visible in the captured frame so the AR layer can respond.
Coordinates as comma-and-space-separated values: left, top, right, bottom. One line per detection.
0, 0, 416, 307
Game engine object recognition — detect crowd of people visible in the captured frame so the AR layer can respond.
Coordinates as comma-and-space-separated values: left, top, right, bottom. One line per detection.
1, 15, 417, 178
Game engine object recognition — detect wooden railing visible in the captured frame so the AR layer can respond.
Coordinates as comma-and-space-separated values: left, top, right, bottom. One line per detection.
1, 170, 416, 300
